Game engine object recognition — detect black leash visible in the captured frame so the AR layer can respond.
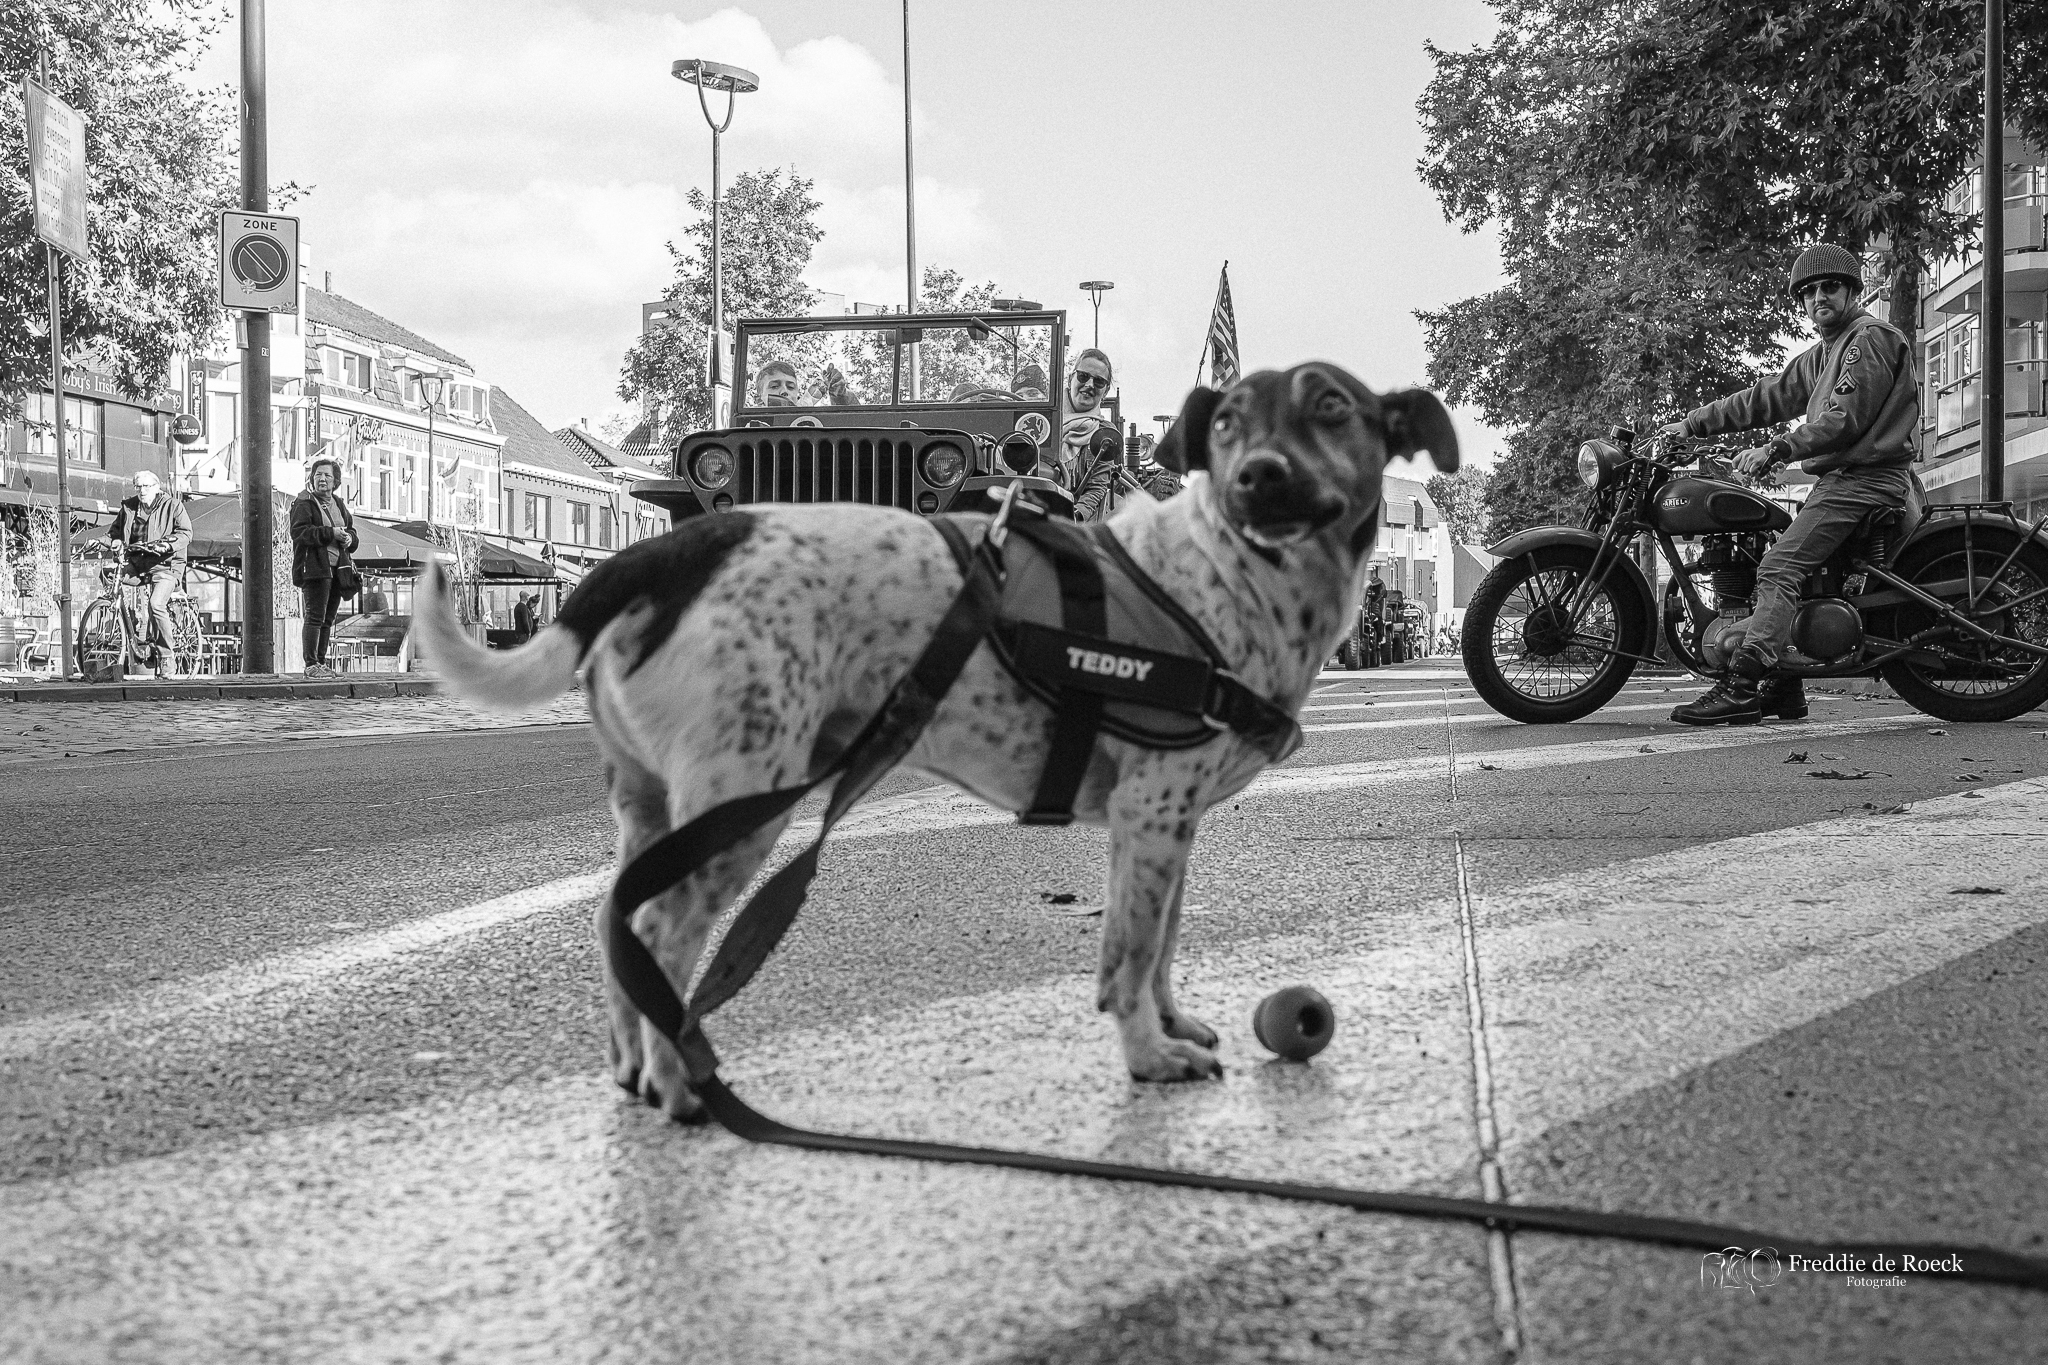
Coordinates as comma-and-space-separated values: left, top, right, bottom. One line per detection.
596, 503, 2048, 1296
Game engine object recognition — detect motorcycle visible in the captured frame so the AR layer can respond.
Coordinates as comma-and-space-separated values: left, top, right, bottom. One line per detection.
1462, 427, 2048, 724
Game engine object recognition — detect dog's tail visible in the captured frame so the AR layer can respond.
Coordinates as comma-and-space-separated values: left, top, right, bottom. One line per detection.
411, 565, 582, 713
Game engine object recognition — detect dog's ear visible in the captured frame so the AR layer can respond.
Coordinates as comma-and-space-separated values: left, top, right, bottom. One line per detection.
1380, 388, 1459, 470
1155, 387, 1221, 473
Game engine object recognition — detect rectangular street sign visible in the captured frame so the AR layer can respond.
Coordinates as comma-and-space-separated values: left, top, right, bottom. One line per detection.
219, 210, 301, 312
23, 78, 88, 260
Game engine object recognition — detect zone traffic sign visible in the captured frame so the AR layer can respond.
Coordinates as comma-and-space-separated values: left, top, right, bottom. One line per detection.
219, 210, 300, 312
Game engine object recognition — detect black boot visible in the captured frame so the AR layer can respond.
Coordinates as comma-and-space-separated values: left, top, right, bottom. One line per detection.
1671, 673, 1763, 726
1757, 674, 1808, 721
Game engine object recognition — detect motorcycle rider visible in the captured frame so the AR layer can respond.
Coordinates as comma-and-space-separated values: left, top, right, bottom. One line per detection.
1657, 243, 1925, 726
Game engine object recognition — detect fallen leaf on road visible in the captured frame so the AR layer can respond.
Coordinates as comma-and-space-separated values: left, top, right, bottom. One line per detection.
1862, 802, 1910, 814
1784, 751, 1809, 763
1962, 791, 1985, 799
1476, 761, 1501, 771
1926, 728, 1949, 736
1637, 745, 1656, 753
1954, 774, 1985, 782
1041, 892, 1078, 905
1807, 769, 1885, 780
1950, 886, 2005, 895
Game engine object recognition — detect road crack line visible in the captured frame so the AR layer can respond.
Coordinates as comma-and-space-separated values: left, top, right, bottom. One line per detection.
1453, 831, 1523, 1359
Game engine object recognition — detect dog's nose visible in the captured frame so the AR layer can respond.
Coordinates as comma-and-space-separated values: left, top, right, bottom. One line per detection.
1235, 453, 1291, 492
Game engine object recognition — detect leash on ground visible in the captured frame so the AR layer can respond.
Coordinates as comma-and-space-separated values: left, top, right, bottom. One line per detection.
598, 498, 2048, 1296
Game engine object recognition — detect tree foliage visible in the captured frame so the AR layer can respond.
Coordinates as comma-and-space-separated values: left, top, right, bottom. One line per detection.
1417, 0, 2048, 534
618, 167, 824, 438
1425, 466, 1492, 546
0, 0, 238, 408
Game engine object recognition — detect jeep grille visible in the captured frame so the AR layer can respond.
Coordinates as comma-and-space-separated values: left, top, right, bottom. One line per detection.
730, 436, 919, 511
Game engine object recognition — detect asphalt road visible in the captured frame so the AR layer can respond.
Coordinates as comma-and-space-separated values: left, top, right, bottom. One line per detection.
3, 665, 2045, 1364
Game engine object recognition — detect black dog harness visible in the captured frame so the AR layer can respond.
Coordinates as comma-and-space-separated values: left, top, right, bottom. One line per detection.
597, 497, 2048, 1294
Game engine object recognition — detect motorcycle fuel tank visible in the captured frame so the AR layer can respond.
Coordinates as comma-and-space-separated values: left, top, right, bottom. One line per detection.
1652, 478, 1794, 536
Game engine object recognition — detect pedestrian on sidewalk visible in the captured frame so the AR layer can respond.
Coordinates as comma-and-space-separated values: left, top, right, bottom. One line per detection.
513, 592, 536, 643
290, 459, 360, 678
105, 470, 193, 680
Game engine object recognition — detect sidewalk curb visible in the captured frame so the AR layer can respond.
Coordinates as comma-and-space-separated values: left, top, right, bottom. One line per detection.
1, 677, 446, 703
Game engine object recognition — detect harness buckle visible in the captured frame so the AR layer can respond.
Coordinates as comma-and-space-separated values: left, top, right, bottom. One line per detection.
987, 481, 1021, 550
1201, 669, 1241, 731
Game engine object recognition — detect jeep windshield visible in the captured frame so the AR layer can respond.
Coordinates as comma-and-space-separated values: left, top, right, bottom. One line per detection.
735, 313, 1059, 415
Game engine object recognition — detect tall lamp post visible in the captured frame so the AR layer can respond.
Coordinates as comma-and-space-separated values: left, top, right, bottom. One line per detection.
417, 368, 452, 529
672, 58, 759, 431
1080, 280, 1115, 350
1982, 0, 2006, 503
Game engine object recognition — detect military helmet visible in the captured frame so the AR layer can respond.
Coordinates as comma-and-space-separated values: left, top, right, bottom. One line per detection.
1788, 244, 1865, 297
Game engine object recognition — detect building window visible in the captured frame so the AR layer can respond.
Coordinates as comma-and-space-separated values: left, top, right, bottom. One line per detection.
570, 501, 590, 545
21, 393, 105, 468
377, 452, 392, 512
598, 506, 616, 549
502, 487, 514, 534
524, 491, 550, 539
324, 348, 373, 390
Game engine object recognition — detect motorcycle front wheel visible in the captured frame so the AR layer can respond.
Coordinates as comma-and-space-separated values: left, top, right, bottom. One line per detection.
1878, 531, 2048, 722
1463, 544, 1650, 723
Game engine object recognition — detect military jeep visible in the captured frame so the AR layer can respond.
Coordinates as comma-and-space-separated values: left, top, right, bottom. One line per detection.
632, 309, 1088, 523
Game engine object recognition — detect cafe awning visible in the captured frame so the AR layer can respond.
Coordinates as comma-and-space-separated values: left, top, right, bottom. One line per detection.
76, 493, 451, 570
388, 521, 562, 583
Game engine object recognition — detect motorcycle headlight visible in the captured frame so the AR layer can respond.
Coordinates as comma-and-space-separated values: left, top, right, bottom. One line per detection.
690, 445, 733, 490
920, 441, 965, 487
1576, 438, 1621, 489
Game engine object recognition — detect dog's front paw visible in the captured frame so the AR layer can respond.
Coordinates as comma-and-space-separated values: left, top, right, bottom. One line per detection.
1125, 1037, 1225, 1083
638, 1023, 710, 1124
1160, 1009, 1219, 1050
607, 1027, 643, 1094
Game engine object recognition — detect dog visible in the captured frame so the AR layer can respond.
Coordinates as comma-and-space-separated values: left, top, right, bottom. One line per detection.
415, 363, 1456, 1121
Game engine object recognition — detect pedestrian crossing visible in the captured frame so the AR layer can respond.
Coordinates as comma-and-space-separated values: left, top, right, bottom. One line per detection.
3, 661, 2042, 1364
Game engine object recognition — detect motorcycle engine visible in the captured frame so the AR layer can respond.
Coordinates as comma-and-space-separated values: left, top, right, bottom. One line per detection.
1792, 598, 1863, 662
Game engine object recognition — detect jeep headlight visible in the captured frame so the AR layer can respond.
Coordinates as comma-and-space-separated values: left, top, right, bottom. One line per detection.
690, 445, 733, 490
920, 441, 965, 487
1576, 438, 1620, 489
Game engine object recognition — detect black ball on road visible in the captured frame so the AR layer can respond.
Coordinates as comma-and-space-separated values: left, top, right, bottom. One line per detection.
1254, 985, 1335, 1061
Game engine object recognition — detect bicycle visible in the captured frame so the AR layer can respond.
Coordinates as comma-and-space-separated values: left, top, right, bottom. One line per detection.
74, 547, 204, 681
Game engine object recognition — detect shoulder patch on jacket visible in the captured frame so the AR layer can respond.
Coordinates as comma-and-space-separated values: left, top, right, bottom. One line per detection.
1834, 377, 1858, 395
1843, 344, 1862, 367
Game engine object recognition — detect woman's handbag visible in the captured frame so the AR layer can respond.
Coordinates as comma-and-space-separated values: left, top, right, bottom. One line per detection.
333, 564, 362, 599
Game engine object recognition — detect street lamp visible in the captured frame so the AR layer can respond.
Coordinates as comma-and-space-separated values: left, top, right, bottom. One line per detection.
416, 368, 453, 528
673, 58, 759, 427
1079, 280, 1115, 350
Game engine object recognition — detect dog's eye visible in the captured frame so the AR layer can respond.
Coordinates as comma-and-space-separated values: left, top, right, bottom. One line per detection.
1313, 392, 1355, 423
1211, 410, 1238, 440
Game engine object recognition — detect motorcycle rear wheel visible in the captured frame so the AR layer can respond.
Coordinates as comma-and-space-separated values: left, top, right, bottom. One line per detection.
1878, 532, 2048, 722
1463, 544, 1650, 723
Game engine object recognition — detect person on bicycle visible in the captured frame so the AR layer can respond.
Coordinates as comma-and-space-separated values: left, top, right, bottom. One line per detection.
1656, 243, 1925, 726
104, 470, 192, 680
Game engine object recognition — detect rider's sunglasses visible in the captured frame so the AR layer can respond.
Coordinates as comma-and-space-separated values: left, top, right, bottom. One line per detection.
1074, 372, 1109, 388
1795, 280, 1847, 302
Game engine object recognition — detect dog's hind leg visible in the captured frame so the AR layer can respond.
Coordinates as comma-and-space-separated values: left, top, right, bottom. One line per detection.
1099, 813, 1220, 1082
1149, 871, 1219, 1050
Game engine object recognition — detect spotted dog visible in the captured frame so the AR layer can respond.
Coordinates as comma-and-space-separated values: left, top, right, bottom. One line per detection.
415, 364, 1456, 1120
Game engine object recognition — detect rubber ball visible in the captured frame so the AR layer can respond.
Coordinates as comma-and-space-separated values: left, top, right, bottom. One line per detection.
1253, 985, 1336, 1061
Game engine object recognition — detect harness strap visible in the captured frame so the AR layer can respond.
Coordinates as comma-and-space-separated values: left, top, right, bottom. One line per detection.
1018, 518, 1109, 825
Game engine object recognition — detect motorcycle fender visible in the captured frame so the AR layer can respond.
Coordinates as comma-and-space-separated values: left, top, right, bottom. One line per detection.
1485, 527, 1658, 621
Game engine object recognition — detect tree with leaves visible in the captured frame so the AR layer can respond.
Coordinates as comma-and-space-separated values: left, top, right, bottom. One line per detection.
1, 0, 237, 409
618, 167, 823, 441
1425, 465, 1492, 546
1417, 0, 2048, 533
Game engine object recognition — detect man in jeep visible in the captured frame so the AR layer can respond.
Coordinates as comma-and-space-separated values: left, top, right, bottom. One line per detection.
1656, 243, 1925, 727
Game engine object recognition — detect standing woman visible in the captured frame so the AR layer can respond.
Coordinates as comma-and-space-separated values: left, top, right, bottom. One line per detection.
290, 458, 360, 678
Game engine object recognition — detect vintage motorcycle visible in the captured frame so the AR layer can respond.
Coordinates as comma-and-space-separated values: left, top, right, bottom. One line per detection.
1462, 428, 2048, 724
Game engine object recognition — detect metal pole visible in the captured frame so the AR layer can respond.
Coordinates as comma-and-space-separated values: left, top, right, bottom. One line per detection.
1092, 297, 1101, 350
38, 52, 75, 680
240, 0, 274, 672
1982, 0, 2006, 503
710, 124, 722, 393
902, 0, 917, 314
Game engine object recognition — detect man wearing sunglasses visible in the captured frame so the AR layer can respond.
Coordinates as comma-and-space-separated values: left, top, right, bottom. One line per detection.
1054, 348, 1120, 520
1656, 243, 1923, 726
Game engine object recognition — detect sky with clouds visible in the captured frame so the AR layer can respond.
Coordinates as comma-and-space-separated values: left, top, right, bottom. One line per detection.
191, 0, 1507, 461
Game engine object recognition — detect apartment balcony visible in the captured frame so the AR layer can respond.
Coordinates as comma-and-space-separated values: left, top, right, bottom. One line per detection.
1933, 361, 2048, 445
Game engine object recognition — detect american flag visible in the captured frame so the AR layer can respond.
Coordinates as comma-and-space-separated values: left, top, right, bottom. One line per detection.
1204, 263, 1240, 389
